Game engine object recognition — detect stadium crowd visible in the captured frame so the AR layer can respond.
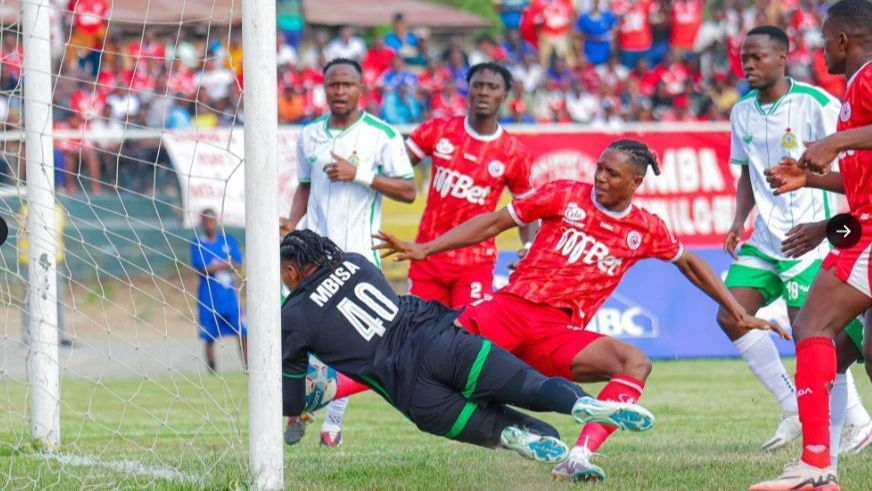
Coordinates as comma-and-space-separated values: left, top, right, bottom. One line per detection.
0, 0, 847, 192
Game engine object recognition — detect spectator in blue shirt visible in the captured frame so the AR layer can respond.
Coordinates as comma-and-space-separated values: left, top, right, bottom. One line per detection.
190, 209, 247, 373
502, 29, 536, 64
384, 13, 419, 60
381, 83, 422, 124
379, 57, 418, 92
577, 2, 618, 66
494, 0, 530, 30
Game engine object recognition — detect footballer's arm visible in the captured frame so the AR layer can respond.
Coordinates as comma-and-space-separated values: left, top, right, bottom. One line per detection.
284, 182, 311, 232
374, 208, 517, 261
672, 251, 791, 339
370, 175, 416, 204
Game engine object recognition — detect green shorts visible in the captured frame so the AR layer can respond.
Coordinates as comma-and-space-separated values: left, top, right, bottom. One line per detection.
725, 244, 865, 356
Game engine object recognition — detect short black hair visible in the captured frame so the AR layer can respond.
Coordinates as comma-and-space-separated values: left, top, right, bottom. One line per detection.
608, 139, 661, 177
201, 208, 218, 218
466, 62, 513, 90
746, 25, 790, 51
826, 0, 872, 35
322, 58, 362, 77
280, 230, 344, 271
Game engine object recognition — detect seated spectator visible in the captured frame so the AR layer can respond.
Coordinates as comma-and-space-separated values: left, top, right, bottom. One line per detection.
565, 80, 599, 123
128, 30, 166, 70
363, 36, 395, 82
278, 84, 304, 123
277, 34, 299, 67
69, 80, 107, 122
405, 29, 435, 68
576, 1, 618, 66
167, 59, 197, 100
511, 51, 544, 93
659, 52, 690, 96
445, 50, 470, 94
501, 80, 534, 121
301, 30, 329, 69
430, 80, 467, 118
379, 57, 417, 92
502, 99, 535, 124
596, 54, 630, 92
384, 13, 419, 61
381, 83, 422, 124
707, 72, 739, 116
502, 28, 536, 64
325, 26, 367, 62
630, 57, 659, 97
547, 56, 574, 86
192, 92, 219, 129
574, 57, 602, 93
469, 35, 507, 66
106, 85, 142, 122
417, 59, 451, 99
195, 57, 237, 102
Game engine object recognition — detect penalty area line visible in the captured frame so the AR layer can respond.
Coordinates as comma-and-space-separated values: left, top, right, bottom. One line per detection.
38, 451, 204, 485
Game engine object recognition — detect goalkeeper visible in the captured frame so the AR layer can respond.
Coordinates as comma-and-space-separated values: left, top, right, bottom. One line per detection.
280, 230, 654, 464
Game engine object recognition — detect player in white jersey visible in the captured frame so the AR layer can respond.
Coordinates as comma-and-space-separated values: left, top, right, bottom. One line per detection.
720, 26, 872, 463
283, 58, 416, 448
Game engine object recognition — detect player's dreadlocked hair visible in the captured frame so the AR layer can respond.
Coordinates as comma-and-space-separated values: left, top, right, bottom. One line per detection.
608, 139, 661, 177
280, 230, 344, 271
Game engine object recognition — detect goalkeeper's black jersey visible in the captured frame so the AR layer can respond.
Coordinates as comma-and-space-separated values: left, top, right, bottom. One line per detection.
281, 253, 459, 415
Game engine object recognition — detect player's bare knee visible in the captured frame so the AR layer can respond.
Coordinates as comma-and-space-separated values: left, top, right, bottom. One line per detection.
716, 306, 742, 339
620, 346, 652, 381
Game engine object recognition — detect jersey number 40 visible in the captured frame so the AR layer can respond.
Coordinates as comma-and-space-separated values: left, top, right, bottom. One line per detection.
337, 283, 398, 341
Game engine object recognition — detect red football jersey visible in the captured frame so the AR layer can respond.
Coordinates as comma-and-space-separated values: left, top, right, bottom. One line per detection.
837, 61, 872, 221
408, 116, 534, 265
502, 181, 683, 326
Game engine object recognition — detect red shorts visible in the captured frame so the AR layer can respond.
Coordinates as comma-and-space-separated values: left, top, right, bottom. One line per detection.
408, 257, 494, 309
457, 292, 603, 380
822, 223, 872, 298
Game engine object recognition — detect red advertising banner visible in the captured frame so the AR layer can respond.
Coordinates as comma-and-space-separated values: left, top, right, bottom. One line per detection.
514, 129, 738, 247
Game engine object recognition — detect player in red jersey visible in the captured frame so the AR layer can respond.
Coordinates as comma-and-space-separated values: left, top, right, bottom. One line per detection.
375, 139, 786, 483
405, 62, 537, 309
751, 2, 872, 490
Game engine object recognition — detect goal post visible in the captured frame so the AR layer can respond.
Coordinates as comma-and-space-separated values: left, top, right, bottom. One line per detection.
241, 0, 283, 486
22, 0, 61, 449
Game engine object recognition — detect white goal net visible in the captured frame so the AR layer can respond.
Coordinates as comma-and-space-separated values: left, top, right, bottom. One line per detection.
0, 0, 284, 487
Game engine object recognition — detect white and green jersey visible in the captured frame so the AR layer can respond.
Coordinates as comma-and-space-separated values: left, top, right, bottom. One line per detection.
729, 79, 841, 261
296, 111, 414, 266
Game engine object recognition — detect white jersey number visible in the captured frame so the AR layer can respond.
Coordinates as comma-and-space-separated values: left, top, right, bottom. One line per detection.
337, 282, 398, 341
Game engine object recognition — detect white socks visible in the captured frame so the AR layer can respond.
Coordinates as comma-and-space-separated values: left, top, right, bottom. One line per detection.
844, 369, 871, 427
322, 396, 350, 433
734, 330, 798, 413
831, 373, 848, 472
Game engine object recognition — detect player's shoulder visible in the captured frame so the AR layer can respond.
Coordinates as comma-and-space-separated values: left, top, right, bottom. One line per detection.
301, 114, 329, 132
540, 179, 591, 198
730, 91, 757, 115
788, 80, 839, 109
360, 111, 400, 140
630, 202, 671, 231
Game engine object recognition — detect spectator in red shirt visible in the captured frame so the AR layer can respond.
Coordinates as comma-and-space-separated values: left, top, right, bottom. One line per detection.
630, 57, 659, 97
1, 36, 22, 84
670, 0, 703, 54
363, 36, 395, 82
529, 0, 576, 68
429, 79, 467, 118
659, 52, 689, 96
812, 47, 845, 99
417, 59, 451, 99
614, 0, 654, 68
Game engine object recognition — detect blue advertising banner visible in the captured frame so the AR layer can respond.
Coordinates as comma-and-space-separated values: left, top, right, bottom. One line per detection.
493, 248, 796, 360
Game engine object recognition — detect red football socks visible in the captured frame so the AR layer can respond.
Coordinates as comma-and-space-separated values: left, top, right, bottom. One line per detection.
335, 373, 370, 399
575, 375, 645, 452
795, 337, 836, 469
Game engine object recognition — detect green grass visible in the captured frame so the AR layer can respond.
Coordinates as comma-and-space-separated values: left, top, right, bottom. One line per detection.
3, 360, 872, 489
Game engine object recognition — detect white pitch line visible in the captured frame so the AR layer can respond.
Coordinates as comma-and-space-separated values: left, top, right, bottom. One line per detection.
39, 451, 204, 485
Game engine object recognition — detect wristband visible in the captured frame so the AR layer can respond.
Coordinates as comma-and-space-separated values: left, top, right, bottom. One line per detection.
353, 167, 376, 187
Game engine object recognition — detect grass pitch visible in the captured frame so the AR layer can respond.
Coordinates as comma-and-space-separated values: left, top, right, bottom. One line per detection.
2, 360, 872, 489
